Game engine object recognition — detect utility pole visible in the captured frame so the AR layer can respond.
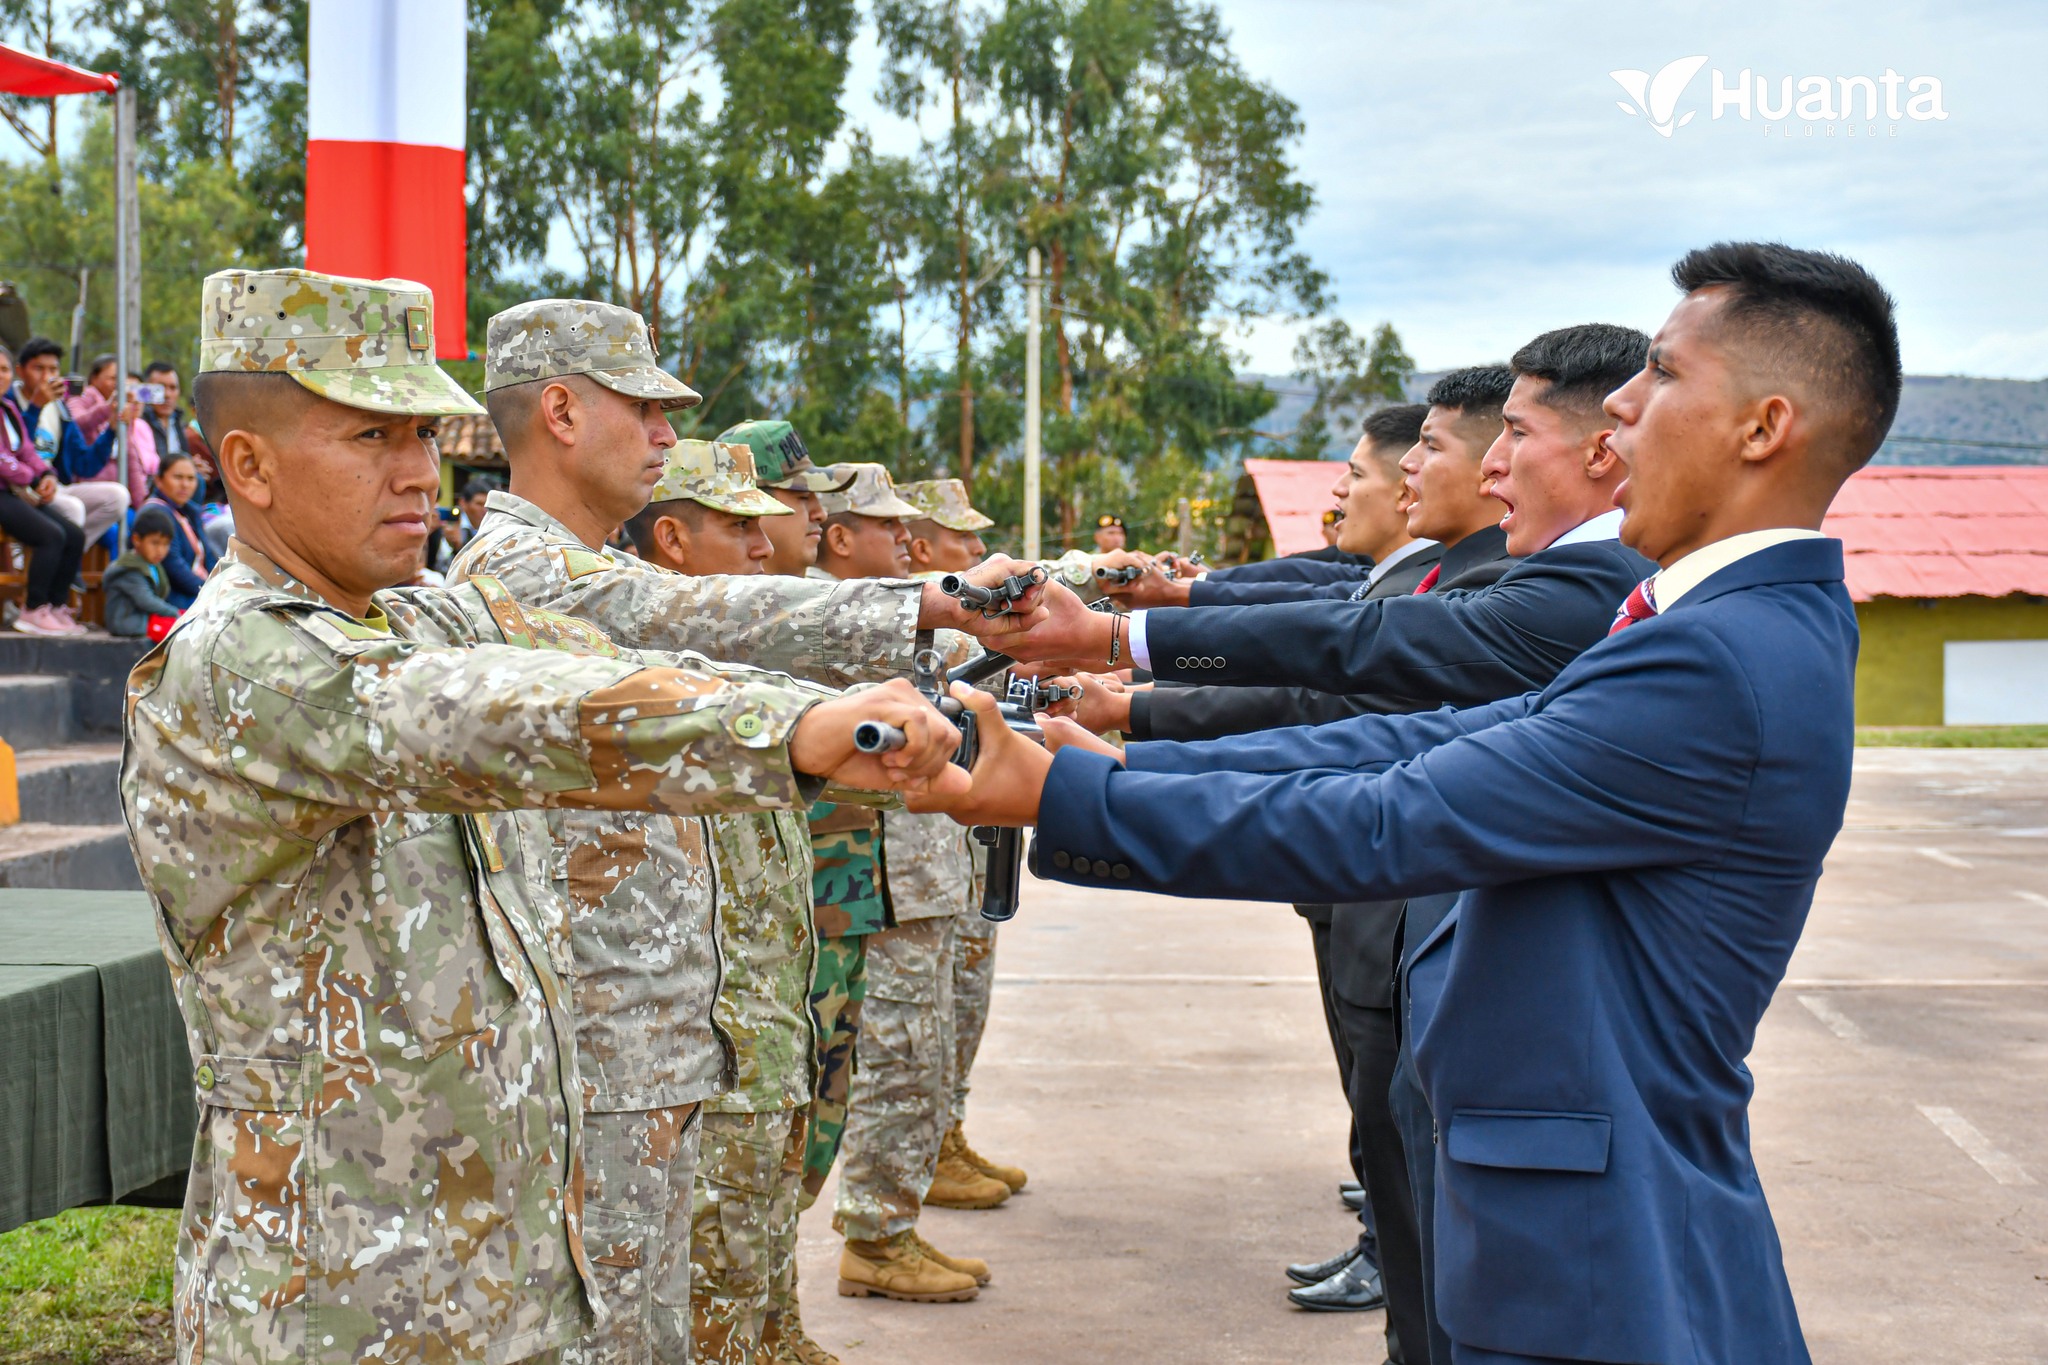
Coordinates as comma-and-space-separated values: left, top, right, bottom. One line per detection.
113, 84, 138, 553
1024, 247, 1042, 561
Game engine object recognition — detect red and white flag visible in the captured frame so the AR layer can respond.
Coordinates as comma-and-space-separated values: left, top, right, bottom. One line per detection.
304, 0, 468, 359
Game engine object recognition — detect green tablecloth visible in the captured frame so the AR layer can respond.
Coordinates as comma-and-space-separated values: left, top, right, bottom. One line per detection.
0, 889, 194, 1235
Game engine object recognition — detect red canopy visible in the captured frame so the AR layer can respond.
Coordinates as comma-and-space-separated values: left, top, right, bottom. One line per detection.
0, 42, 117, 97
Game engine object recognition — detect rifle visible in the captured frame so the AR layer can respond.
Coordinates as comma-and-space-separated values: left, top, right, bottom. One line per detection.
938, 564, 1048, 618
1093, 563, 1144, 586
851, 643, 1050, 921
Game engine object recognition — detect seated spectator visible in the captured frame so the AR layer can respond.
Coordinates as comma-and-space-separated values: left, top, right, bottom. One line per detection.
102, 505, 183, 637
140, 453, 215, 608
0, 350, 87, 636
139, 359, 222, 503
16, 336, 131, 544
69, 365, 157, 507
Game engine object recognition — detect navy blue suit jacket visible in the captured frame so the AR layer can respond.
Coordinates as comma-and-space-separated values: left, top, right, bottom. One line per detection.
1145, 536, 1652, 711
1032, 539, 1854, 1364
1202, 549, 1366, 585
1188, 565, 1373, 606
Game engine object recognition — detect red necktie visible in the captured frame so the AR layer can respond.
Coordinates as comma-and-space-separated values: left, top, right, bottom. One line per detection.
1608, 578, 1658, 635
1412, 565, 1441, 595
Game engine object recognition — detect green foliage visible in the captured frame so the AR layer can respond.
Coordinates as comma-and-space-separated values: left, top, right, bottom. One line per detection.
0, 109, 260, 374
1856, 725, 2048, 748
0, 1207, 177, 1363
2, 0, 1390, 556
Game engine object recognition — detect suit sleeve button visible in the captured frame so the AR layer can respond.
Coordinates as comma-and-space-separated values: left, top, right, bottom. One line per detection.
1175, 657, 1189, 669
1053, 850, 1071, 869
1112, 863, 1130, 880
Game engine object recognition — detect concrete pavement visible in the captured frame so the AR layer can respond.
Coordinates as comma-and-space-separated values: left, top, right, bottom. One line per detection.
797, 748, 2048, 1364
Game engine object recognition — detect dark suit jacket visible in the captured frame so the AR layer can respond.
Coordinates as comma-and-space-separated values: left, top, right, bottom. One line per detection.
1142, 534, 1652, 710
1130, 527, 1512, 743
1032, 539, 1852, 1364
1202, 548, 1368, 585
1187, 559, 1376, 606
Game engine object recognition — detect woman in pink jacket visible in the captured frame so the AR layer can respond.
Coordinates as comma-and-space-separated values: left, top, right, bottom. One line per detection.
0, 350, 88, 635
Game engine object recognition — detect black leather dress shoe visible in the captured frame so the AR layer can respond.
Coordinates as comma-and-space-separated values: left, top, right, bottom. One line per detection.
1341, 1185, 1366, 1212
1285, 1243, 1361, 1286
1287, 1256, 1387, 1312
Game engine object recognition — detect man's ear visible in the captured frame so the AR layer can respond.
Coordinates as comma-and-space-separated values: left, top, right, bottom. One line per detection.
537, 380, 582, 447
1739, 394, 1797, 467
906, 534, 934, 568
652, 515, 691, 570
215, 429, 274, 511
1584, 426, 1622, 480
822, 521, 853, 558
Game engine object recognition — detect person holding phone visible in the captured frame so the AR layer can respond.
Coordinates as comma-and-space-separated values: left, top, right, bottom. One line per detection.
0, 350, 88, 635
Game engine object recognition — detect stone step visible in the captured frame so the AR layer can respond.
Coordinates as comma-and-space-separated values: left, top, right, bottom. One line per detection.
14, 743, 123, 826
0, 822, 141, 890
0, 632, 149, 736
0, 675, 74, 750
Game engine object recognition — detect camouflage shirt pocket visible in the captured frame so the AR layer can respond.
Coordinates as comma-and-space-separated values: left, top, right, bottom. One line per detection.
192, 1054, 312, 1343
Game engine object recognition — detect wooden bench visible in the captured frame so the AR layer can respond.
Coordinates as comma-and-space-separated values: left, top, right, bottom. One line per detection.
0, 528, 110, 627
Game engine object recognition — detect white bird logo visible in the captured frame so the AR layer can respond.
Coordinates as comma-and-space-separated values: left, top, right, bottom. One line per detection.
1611, 55, 1709, 136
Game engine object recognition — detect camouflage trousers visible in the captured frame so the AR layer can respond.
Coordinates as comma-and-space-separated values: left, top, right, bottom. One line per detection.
831, 916, 958, 1242
565, 1103, 701, 1365
951, 905, 999, 1126
690, 1107, 805, 1364
800, 931, 868, 1202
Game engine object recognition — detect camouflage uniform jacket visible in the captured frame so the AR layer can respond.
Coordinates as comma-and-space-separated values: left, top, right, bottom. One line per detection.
1040, 548, 1106, 603
704, 808, 820, 1114
447, 496, 910, 1110
122, 542, 825, 1365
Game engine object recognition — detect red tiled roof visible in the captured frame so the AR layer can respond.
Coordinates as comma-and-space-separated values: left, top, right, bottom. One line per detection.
1827, 466, 2048, 601
1242, 458, 1344, 556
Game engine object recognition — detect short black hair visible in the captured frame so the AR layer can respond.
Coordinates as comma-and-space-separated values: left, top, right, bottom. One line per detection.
16, 336, 60, 368
88, 352, 117, 378
130, 506, 178, 541
1671, 242, 1902, 469
143, 359, 177, 380
459, 479, 495, 502
624, 497, 712, 557
1361, 403, 1427, 452
1424, 365, 1514, 420
1509, 324, 1649, 421
190, 370, 315, 448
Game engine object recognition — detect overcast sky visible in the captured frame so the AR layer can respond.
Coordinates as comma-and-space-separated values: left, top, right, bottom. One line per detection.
851, 0, 2048, 378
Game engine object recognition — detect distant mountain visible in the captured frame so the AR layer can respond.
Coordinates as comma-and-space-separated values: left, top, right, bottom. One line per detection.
1242, 372, 2048, 465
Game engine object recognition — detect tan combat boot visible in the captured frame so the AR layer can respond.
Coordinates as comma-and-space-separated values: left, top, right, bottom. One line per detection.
838, 1231, 980, 1302
911, 1229, 992, 1286
763, 1305, 841, 1365
926, 1125, 1012, 1209
950, 1120, 1028, 1193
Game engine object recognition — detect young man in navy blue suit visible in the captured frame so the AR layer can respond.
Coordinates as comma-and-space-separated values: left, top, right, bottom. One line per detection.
920, 243, 1900, 1365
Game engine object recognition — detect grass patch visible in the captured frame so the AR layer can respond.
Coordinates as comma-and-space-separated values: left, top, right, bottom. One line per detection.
1858, 725, 2048, 748
0, 1207, 176, 1364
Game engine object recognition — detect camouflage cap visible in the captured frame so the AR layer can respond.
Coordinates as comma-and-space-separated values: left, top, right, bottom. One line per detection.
198, 267, 483, 416
484, 299, 701, 409
816, 463, 922, 519
716, 418, 852, 492
897, 478, 994, 532
648, 440, 792, 517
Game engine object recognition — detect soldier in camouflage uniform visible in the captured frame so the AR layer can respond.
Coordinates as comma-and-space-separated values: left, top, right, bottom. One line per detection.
808, 465, 997, 1304
898, 480, 1033, 1207
619, 442, 820, 1364
454, 307, 1036, 1362
714, 419, 853, 578
123, 268, 960, 1365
